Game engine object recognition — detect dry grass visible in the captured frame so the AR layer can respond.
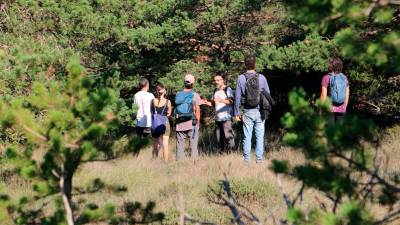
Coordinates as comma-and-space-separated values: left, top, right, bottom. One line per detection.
2, 126, 400, 224
71, 146, 316, 224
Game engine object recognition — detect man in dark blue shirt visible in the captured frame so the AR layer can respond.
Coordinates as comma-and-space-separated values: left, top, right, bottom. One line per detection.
234, 56, 270, 163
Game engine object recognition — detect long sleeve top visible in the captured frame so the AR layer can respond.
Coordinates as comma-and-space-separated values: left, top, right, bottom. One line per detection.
234, 72, 270, 116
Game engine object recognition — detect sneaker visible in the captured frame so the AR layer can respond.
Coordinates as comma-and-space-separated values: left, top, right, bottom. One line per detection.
256, 159, 264, 164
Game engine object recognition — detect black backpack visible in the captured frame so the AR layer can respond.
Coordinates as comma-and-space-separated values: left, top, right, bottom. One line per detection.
244, 73, 260, 107
260, 90, 275, 120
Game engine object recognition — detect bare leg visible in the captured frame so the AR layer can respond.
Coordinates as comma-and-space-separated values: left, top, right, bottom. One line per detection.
152, 137, 160, 159
162, 135, 169, 163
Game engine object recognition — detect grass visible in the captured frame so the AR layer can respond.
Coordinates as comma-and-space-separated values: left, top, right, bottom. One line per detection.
74, 151, 282, 223
1, 125, 400, 224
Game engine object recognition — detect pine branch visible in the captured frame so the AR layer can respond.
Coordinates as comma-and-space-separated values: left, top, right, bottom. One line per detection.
22, 125, 47, 142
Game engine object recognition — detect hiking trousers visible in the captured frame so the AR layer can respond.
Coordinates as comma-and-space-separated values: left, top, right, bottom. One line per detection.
215, 120, 235, 152
176, 125, 199, 160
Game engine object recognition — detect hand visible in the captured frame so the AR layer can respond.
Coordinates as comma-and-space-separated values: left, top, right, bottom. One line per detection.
235, 116, 241, 121
202, 99, 212, 106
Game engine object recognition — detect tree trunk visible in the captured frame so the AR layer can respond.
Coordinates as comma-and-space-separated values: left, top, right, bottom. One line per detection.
60, 167, 74, 225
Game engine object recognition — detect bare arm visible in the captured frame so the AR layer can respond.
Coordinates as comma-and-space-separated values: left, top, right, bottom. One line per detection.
201, 98, 213, 107
345, 86, 350, 106
167, 100, 172, 117
194, 104, 200, 121
224, 97, 234, 105
320, 86, 328, 101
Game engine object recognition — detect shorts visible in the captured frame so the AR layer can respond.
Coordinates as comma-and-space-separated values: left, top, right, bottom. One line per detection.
136, 127, 151, 136
151, 120, 171, 138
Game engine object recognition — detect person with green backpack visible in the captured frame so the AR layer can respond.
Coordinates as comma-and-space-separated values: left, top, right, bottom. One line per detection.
174, 74, 202, 161
320, 57, 350, 123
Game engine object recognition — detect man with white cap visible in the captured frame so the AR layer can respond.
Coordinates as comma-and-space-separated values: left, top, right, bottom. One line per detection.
174, 74, 201, 161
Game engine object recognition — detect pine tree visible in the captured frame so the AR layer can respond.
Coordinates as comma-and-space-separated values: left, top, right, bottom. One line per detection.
270, 89, 400, 224
0, 57, 163, 225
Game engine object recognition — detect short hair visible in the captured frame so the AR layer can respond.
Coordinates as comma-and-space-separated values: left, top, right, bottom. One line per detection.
328, 58, 343, 73
138, 78, 149, 89
214, 72, 227, 80
244, 56, 256, 70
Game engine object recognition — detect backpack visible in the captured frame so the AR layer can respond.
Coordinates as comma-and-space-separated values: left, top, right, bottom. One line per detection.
260, 90, 275, 120
212, 86, 234, 117
174, 91, 194, 123
328, 73, 347, 106
244, 73, 260, 107
151, 100, 168, 137
213, 86, 228, 97
212, 86, 234, 101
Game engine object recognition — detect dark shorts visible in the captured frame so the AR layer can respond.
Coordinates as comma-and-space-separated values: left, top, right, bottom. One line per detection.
136, 127, 151, 136
330, 112, 345, 124
151, 120, 171, 138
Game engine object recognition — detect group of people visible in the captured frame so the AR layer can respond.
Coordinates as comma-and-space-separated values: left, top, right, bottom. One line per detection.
133, 56, 349, 163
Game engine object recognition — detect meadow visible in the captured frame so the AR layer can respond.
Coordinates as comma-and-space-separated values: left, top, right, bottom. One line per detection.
3, 125, 399, 224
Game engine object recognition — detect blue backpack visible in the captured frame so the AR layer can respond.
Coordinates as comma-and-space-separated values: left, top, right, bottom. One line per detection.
329, 73, 347, 106
151, 100, 168, 137
174, 91, 194, 122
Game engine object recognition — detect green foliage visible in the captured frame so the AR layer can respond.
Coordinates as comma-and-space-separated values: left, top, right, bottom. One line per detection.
285, 1, 400, 71
208, 178, 279, 206
258, 35, 335, 72
270, 159, 289, 174
110, 201, 165, 225
1, 0, 399, 223
0, 57, 163, 224
78, 203, 116, 224
230, 178, 278, 203
283, 1, 400, 116
272, 89, 399, 224
159, 60, 212, 96
0, 0, 292, 98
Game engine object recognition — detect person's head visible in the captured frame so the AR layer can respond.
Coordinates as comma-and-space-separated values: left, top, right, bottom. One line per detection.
244, 55, 256, 70
138, 78, 149, 91
213, 72, 226, 88
155, 83, 167, 98
184, 74, 195, 89
328, 57, 343, 73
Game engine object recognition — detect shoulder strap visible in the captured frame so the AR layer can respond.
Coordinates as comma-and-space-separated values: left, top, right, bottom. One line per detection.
161, 99, 168, 115
189, 90, 194, 100
244, 73, 249, 81
212, 88, 217, 99
244, 72, 258, 80
151, 99, 156, 115
224, 86, 228, 95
